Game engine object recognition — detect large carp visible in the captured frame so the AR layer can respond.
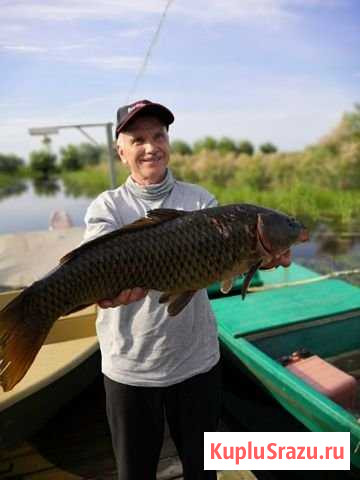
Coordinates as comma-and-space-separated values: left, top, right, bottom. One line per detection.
0, 203, 308, 391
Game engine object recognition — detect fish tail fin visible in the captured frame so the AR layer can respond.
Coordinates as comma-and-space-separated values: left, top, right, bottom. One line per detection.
0, 292, 49, 392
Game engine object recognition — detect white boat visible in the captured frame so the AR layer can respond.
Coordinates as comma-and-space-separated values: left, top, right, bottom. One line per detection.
49, 210, 74, 230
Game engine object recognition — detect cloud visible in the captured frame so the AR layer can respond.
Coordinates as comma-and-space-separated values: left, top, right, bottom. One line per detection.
2, 45, 48, 53
1, 42, 145, 72
0, 1, 164, 22
0, 0, 343, 25
78, 55, 142, 71
282, 0, 346, 7
0, 0, 347, 65
56, 43, 88, 51
174, 0, 294, 24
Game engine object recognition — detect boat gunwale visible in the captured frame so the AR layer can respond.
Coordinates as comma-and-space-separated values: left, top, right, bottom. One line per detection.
240, 308, 360, 342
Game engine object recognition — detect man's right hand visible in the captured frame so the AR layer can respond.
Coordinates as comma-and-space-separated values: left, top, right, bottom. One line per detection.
97, 288, 148, 308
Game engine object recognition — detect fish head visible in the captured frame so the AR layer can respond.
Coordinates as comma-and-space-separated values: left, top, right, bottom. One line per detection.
256, 210, 309, 269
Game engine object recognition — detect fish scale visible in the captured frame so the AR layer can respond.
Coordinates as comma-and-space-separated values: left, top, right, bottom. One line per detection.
0, 203, 308, 391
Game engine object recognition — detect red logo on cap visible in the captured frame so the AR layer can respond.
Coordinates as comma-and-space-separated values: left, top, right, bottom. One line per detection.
128, 102, 147, 113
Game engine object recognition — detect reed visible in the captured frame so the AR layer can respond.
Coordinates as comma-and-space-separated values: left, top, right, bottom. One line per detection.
59, 151, 360, 232
205, 182, 360, 232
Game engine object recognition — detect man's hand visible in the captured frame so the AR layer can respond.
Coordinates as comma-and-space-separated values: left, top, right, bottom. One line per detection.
97, 288, 148, 308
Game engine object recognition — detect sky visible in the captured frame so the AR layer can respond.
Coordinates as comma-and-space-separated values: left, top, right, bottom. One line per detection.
1, 0, 360, 160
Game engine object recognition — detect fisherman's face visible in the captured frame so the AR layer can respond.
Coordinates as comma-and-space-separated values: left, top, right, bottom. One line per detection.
117, 115, 170, 185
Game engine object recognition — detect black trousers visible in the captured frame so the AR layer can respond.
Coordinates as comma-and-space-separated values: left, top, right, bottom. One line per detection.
104, 362, 221, 480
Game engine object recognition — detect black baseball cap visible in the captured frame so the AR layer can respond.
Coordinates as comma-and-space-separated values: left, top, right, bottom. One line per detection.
115, 99, 174, 139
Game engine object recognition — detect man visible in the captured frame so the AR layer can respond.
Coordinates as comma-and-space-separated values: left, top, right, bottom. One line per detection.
83, 100, 221, 480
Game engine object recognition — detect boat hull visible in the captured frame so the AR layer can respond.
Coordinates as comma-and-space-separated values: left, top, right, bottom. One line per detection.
0, 348, 100, 448
212, 263, 360, 471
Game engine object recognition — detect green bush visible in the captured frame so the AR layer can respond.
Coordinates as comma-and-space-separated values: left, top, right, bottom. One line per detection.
78, 143, 106, 166
259, 142, 278, 154
60, 144, 83, 171
171, 140, 192, 155
29, 150, 57, 177
0, 154, 24, 174
217, 137, 238, 155
193, 136, 218, 153
237, 140, 254, 156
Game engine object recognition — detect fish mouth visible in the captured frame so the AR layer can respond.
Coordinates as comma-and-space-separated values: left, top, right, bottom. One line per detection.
298, 228, 309, 243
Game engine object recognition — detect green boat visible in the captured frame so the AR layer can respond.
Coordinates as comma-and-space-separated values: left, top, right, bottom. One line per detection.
210, 263, 360, 472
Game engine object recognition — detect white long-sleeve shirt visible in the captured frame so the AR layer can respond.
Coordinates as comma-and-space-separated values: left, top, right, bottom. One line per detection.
83, 177, 220, 386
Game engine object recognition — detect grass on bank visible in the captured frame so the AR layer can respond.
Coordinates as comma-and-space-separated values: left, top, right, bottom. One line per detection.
59, 159, 360, 233
61, 164, 128, 198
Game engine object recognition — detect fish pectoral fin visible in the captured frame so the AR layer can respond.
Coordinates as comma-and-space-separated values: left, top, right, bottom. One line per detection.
220, 278, 234, 294
241, 260, 262, 300
168, 291, 196, 316
159, 291, 196, 316
159, 292, 172, 304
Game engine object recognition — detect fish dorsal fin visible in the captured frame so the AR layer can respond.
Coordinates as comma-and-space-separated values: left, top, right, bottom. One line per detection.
59, 208, 189, 265
146, 208, 188, 221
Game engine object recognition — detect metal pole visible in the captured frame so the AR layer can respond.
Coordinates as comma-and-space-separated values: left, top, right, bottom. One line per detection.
105, 122, 117, 189
30, 121, 118, 188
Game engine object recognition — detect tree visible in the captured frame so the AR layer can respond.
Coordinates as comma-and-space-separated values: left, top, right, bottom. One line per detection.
78, 143, 105, 166
259, 142, 278, 154
60, 144, 83, 171
193, 136, 218, 153
237, 140, 254, 156
171, 140, 192, 155
217, 137, 238, 154
29, 150, 57, 176
321, 103, 360, 148
345, 103, 360, 140
0, 154, 24, 174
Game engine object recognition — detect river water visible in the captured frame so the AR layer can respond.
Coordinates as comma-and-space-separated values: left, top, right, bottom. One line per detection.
1, 178, 360, 286
0, 179, 92, 234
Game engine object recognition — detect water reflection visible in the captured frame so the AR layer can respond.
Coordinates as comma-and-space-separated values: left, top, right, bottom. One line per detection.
0, 179, 27, 200
32, 177, 60, 196
317, 233, 357, 256
62, 181, 86, 199
293, 225, 360, 287
0, 177, 91, 201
